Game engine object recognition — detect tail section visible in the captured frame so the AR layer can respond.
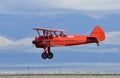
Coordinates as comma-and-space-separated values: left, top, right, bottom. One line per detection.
90, 26, 105, 42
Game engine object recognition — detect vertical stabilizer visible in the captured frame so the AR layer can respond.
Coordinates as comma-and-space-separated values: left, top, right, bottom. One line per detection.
90, 26, 105, 42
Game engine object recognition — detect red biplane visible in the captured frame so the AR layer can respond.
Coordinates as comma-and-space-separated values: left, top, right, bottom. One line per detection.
32, 26, 105, 59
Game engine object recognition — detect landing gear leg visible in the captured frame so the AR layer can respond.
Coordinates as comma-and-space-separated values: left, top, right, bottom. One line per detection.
48, 47, 54, 59
41, 47, 54, 59
96, 42, 100, 46
41, 47, 48, 59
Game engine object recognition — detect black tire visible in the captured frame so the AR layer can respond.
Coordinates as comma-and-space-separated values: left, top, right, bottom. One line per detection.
41, 53, 48, 59
48, 52, 54, 59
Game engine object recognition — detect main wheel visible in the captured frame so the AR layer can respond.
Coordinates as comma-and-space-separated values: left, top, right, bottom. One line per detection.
48, 52, 54, 59
41, 53, 48, 59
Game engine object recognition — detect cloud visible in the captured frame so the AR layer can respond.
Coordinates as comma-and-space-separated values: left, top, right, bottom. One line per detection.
0, 36, 35, 52
104, 31, 120, 45
0, 0, 119, 15
0, 0, 119, 20
0, 36, 12, 47
49, 0, 120, 11
54, 44, 120, 53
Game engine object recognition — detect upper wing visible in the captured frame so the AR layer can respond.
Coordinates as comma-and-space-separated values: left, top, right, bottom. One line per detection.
33, 28, 64, 32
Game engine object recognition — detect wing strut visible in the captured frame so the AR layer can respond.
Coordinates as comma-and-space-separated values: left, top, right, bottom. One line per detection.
37, 30, 40, 36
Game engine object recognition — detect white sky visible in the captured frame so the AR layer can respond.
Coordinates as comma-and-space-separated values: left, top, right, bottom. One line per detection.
0, 0, 120, 14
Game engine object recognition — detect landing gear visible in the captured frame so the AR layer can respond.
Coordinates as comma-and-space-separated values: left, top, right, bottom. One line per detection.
96, 42, 100, 46
41, 52, 53, 59
41, 47, 54, 59
48, 52, 53, 59
41, 52, 48, 59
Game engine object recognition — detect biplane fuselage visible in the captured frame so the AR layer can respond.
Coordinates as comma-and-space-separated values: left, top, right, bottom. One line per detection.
34, 35, 95, 48
32, 26, 105, 59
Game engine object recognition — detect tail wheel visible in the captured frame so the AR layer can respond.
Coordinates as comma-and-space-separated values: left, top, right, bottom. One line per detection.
41, 53, 48, 59
96, 42, 100, 46
48, 52, 53, 59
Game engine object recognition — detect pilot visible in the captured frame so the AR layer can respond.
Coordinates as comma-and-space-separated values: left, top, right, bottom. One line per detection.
60, 32, 67, 37
50, 34, 54, 38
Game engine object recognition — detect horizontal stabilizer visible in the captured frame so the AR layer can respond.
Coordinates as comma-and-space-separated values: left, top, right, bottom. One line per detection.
86, 37, 98, 43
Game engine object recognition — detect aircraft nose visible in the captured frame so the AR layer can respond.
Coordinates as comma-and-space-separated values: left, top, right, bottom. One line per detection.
32, 40, 37, 44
